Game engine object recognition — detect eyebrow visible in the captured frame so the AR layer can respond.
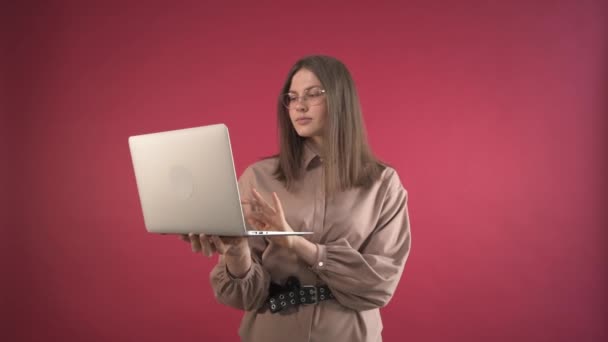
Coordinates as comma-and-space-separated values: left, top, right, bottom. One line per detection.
288, 85, 323, 94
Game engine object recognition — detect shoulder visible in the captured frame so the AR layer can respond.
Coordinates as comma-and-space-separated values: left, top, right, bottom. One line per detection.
378, 165, 407, 198
238, 156, 279, 183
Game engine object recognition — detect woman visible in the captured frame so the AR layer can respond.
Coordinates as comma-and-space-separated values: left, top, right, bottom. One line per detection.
184, 55, 411, 342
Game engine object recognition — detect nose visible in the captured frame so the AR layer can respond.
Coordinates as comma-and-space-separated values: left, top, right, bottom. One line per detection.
294, 98, 308, 112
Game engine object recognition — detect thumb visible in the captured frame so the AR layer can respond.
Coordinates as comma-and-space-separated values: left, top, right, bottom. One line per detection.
210, 235, 227, 254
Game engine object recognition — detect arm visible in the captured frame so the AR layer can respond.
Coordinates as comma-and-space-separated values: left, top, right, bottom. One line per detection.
208, 167, 271, 311
242, 169, 411, 312
209, 238, 270, 311
293, 172, 411, 311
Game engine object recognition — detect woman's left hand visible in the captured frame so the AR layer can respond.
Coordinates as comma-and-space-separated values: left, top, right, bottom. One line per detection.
241, 188, 295, 249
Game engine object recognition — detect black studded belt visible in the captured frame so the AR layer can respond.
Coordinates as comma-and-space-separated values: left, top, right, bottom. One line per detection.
266, 276, 334, 314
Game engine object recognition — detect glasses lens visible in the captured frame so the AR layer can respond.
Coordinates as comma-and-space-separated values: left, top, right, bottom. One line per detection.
282, 89, 325, 108
282, 94, 294, 108
306, 90, 325, 106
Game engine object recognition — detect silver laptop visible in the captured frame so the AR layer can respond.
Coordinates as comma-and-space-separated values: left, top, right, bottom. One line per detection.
128, 123, 312, 236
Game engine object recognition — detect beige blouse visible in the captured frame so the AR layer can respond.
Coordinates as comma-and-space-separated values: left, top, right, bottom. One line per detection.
210, 142, 411, 342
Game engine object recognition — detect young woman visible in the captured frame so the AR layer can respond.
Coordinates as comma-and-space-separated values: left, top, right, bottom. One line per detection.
184, 55, 411, 342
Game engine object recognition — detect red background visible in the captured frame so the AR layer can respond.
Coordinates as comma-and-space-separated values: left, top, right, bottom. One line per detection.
3, 1, 607, 341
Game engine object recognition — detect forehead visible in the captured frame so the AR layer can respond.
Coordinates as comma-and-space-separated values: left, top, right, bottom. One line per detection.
289, 68, 322, 91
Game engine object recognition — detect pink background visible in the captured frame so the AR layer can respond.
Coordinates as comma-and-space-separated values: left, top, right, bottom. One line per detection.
3, 1, 607, 341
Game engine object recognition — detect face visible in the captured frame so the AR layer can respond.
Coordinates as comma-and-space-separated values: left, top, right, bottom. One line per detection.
286, 68, 327, 144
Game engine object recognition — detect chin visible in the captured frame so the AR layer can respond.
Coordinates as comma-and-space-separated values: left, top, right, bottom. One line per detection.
295, 128, 317, 138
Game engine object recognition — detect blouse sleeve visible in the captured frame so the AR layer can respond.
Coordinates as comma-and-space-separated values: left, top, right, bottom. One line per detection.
209, 166, 271, 311
310, 169, 412, 311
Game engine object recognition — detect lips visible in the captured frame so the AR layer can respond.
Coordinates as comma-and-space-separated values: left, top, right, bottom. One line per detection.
296, 117, 312, 122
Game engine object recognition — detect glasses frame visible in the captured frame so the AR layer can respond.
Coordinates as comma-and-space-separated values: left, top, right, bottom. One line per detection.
281, 88, 326, 109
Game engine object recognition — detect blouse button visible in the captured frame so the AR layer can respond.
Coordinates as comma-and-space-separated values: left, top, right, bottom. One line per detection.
318, 261, 324, 267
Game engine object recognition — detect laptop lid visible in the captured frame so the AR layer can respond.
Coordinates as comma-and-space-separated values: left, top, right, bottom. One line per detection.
128, 124, 248, 235
128, 124, 312, 237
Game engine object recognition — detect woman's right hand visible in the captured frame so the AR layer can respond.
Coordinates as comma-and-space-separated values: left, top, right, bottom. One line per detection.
180, 233, 249, 258
181, 233, 252, 278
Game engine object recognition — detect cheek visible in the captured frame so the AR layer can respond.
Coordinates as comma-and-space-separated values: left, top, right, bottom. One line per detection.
317, 105, 328, 123
288, 110, 297, 121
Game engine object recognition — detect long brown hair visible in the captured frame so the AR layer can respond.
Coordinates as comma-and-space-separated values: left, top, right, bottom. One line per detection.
273, 55, 385, 194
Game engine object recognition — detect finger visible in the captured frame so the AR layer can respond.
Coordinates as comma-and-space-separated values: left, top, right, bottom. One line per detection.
247, 217, 267, 230
248, 211, 269, 225
241, 199, 257, 215
180, 234, 190, 242
241, 199, 252, 211
210, 235, 227, 254
199, 234, 215, 257
252, 188, 272, 210
272, 192, 285, 215
223, 236, 244, 246
252, 190, 277, 217
248, 194, 264, 208
189, 233, 202, 253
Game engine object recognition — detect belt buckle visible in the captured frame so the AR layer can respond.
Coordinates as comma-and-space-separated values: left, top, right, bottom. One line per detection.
301, 285, 317, 305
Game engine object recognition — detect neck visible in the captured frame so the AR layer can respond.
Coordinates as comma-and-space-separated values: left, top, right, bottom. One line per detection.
309, 136, 323, 155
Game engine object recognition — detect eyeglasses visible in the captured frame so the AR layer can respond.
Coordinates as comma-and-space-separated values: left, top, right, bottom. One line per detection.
281, 87, 326, 109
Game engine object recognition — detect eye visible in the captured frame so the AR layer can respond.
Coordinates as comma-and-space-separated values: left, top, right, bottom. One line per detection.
308, 92, 321, 98
287, 94, 297, 101
307, 88, 325, 98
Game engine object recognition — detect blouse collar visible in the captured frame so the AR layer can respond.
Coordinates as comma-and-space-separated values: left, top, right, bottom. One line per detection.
302, 140, 322, 169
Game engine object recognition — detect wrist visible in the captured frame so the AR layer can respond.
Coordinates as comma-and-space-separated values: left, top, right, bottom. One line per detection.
224, 248, 252, 278
289, 236, 303, 251
226, 243, 250, 257
291, 236, 318, 267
